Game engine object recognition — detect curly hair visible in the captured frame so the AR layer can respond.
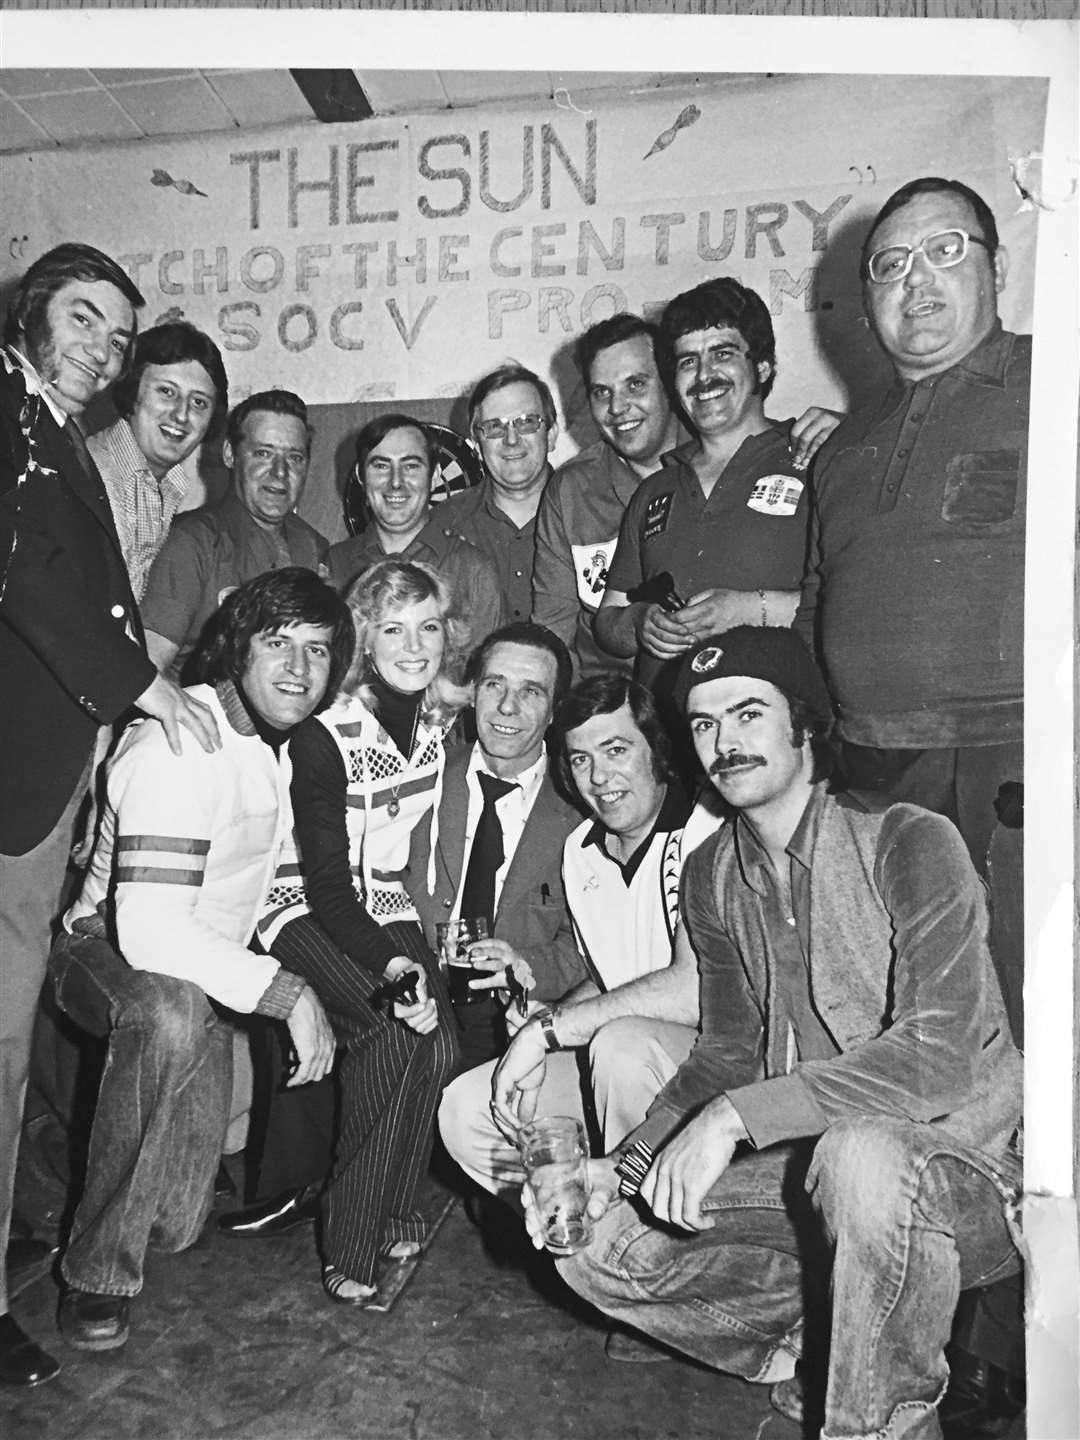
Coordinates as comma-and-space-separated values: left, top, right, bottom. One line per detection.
341, 559, 469, 725
658, 277, 776, 400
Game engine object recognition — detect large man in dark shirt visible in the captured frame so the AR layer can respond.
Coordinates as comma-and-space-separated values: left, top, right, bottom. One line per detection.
794, 179, 1029, 1431
521, 628, 1021, 1440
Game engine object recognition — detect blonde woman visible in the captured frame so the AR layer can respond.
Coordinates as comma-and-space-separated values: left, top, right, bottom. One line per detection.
259, 559, 467, 1303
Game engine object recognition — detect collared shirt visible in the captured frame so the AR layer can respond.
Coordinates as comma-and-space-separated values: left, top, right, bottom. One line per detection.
7, 345, 68, 426
580, 781, 689, 888
796, 323, 1029, 747
140, 490, 329, 678
327, 507, 505, 662
437, 476, 541, 623
88, 417, 189, 601
631, 782, 1021, 1165
533, 439, 642, 678
452, 744, 548, 921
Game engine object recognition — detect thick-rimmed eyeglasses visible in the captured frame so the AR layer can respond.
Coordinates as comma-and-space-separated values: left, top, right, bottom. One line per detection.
865, 228, 991, 286
473, 413, 546, 441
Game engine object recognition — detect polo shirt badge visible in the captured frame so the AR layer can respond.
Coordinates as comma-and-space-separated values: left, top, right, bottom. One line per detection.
746, 474, 803, 516
641, 491, 674, 540
571, 538, 617, 605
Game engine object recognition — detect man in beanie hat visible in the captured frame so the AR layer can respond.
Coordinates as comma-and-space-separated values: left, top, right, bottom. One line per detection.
518, 626, 1022, 1439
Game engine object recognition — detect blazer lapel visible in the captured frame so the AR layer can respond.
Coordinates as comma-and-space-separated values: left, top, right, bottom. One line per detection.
41, 408, 126, 560
436, 753, 471, 898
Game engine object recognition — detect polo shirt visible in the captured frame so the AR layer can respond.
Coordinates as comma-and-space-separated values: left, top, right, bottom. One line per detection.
327, 507, 505, 658
607, 424, 809, 604
796, 324, 1029, 748
533, 439, 641, 678
141, 490, 329, 679
89, 417, 189, 601
437, 476, 541, 623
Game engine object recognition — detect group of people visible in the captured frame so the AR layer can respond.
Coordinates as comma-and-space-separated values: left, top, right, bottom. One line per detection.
0, 171, 1027, 1440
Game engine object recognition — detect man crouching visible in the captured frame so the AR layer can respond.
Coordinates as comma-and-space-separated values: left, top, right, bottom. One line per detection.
51, 568, 352, 1351
524, 627, 1022, 1440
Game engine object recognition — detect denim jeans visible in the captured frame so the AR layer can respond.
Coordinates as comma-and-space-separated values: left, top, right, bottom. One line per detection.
51, 930, 234, 1297
560, 1118, 1021, 1440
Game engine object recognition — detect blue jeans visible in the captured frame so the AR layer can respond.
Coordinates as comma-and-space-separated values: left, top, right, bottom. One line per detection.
51, 930, 233, 1297
560, 1118, 1021, 1440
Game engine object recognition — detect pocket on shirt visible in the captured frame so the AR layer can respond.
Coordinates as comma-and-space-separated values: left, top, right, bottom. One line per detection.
941, 451, 1021, 525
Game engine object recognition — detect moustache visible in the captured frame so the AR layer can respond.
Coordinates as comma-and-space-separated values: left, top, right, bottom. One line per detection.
710, 754, 766, 777
688, 380, 733, 400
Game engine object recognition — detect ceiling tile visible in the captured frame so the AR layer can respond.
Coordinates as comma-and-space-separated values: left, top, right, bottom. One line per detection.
0, 100, 53, 154
205, 70, 313, 129
92, 70, 196, 86
0, 70, 100, 99
19, 90, 143, 146
357, 71, 449, 115
109, 77, 233, 137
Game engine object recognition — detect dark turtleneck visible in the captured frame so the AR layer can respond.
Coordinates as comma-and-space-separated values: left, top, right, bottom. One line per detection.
365, 670, 424, 759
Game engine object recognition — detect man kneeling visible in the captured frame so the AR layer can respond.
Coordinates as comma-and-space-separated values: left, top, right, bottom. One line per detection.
51, 569, 351, 1351
521, 628, 1022, 1440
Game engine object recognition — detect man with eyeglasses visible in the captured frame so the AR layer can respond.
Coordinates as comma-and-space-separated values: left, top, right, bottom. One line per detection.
795, 176, 1029, 1439
438, 365, 558, 624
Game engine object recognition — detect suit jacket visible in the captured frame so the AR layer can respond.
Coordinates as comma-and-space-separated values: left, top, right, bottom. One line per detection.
405, 746, 587, 1003
0, 353, 155, 854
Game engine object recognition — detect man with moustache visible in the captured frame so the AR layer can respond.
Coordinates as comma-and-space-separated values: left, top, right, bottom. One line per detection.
795, 178, 1029, 1433
327, 412, 503, 655
141, 389, 329, 681
89, 321, 229, 600
0, 243, 219, 1387
534, 314, 833, 681
595, 280, 828, 689
438, 365, 558, 624
50, 569, 348, 1352
527, 628, 1021, 1439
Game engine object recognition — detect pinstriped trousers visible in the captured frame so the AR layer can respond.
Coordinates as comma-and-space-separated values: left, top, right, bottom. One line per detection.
269, 914, 457, 1287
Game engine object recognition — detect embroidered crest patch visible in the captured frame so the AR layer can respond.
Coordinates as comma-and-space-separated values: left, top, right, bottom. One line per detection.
746, 474, 804, 516
641, 492, 674, 541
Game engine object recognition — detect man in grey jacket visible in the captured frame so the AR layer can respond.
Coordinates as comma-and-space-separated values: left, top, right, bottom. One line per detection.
519, 627, 1021, 1440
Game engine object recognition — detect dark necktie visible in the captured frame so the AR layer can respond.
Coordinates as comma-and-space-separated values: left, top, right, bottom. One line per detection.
64, 415, 95, 477
459, 772, 519, 931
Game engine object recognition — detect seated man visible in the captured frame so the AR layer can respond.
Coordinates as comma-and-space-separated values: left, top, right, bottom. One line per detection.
408, 621, 587, 1070
89, 320, 228, 600
522, 628, 1022, 1439
50, 569, 352, 1352
327, 413, 504, 662
440, 673, 721, 1206
141, 389, 329, 680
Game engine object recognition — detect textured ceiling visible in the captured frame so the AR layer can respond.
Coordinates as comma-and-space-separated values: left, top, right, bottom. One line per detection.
0, 68, 731, 155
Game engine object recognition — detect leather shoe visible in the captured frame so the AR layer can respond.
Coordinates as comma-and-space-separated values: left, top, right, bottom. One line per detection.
604, 1326, 674, 1363
0, 1313, 61, 1386
217, 1184, 319, 1238
939, 1349, 1025, 1439
58, 1290, 130, 1351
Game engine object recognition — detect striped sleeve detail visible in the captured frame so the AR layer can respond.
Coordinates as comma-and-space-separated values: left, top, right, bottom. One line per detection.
115, 833, 210, 887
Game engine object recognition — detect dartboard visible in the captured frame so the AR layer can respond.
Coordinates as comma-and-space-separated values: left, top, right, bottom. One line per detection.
343, 423, 485, 537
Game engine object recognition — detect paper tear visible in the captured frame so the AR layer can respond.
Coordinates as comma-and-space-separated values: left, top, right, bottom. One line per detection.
1009, 150, 1079, 212
554, 88, 593, 118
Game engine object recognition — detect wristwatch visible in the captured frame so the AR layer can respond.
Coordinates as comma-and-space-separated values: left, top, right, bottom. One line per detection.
532, 1006, 562, 1053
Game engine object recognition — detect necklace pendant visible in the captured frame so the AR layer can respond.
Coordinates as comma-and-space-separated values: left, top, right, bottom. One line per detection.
387, 797, 400, 818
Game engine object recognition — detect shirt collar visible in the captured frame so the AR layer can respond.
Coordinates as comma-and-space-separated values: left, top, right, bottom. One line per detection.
215, 678, 256, 737
662, 422, 785, 474
6, 345, 69, 427
581, 780, 690, 881
732, 782, 828, 894
467, 741, 548, 809
99, 417, 189, 498
884, 319, 1012, 407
